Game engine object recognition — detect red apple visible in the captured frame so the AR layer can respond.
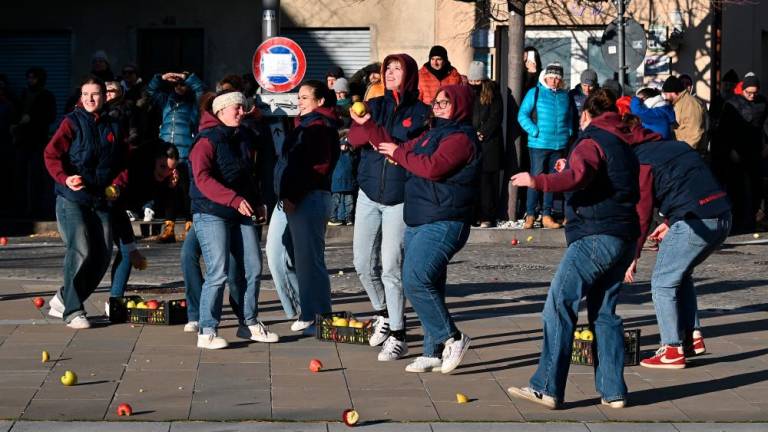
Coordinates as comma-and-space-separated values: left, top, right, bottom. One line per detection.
33, 297, 45, 309
179, 300, 187, 308
116, 402, 133, 416
309, 359, 323, 373
510, 238, 519, 246
0, 237, 7, 246
146, 300, 159, 310
342, 409, 360, 426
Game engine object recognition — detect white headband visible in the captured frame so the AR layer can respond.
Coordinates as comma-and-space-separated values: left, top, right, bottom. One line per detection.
212, 92, 246, 114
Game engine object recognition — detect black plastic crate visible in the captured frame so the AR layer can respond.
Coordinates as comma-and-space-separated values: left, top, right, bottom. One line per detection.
108, 296, 144, 324
128, 299, 187, 325
315, 311, 374, 345
571, 326, 640, 366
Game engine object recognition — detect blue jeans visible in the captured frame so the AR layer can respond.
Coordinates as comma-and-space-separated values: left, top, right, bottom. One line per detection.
55, 196, 112, 322
181, 228, 245, 323
265, 191, 332, 321
331, 192, 355, 222
651, 214, 731, 345
353, 190, 406, 331
403, 221, 470, 357
110, 241, 132, 297
526, 149, 563, 216
529, 234, 634, 403
193, 213, 263, 334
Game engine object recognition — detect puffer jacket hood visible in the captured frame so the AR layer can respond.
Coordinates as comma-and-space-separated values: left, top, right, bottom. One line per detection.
437, 84, 474, 123
294, 105, 341, 128
198, 110, 224, 132
382, 53, 419, 97
589, 112, 662, 147
538, 70, 566, 90
644, 95, 668, 108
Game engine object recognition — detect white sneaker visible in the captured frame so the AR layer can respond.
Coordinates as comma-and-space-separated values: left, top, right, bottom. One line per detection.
237, 321, 279, 343
104, 300, 110, 318
126, 210, 137, 222
197, 333, 228, 349
508, 386, 559, 409
48, 294, 64, 319
369, 315, 390, 347
290, 319, 313, 332
378, 336, 408, 361
405, 356, 442, 373
143, 208, 155, 222
441, 333, 471, 374
66, 315, 91, 329
601, 398, 627, 408
183, 321, 199, 333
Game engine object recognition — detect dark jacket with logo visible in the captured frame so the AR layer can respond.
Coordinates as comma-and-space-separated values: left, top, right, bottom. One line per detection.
189, 111, 261, 223
44, 107, 126, 208
348, 53, 431, 205
532, 112, 641, 245
387, 85, 480, 226
273, 107, 340, 203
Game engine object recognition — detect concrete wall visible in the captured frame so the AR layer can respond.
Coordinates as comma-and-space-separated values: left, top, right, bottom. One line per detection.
722, 0, 768, 91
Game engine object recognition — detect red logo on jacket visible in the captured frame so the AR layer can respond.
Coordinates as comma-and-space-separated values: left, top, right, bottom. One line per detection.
402, 117, 412, 128
106, 132, 115, 143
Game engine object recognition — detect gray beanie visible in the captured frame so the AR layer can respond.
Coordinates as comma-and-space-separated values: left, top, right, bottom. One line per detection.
580, 69, 598, 86
332, 77, 349, 93
467, 61, 486, 81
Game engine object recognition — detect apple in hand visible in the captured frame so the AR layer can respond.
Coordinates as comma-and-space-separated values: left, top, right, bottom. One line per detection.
60, 370, 77, 386
116, 402, 133, 416
309, 359, 323, 373
33, 297, 45, 309
342, 409, 360, 426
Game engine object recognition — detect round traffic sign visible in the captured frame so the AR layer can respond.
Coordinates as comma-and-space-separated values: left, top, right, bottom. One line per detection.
601, 18, 647, 73
252, 37, 307, 93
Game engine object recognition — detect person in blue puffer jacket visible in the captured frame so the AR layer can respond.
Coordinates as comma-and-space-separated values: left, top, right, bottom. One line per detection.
517, 62, 577, 229
630, 87, 676, 140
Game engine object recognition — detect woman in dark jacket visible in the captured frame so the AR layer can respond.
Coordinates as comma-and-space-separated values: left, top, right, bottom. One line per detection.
375, 85, 479, 374
189, 90, 277, 349
348, 54, 431, 361
468, 61, 504, 227
43, 76, 127, 329
265, 80, 340, 332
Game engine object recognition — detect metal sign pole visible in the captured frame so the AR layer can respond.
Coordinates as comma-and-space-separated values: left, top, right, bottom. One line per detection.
616, 0, 626, 89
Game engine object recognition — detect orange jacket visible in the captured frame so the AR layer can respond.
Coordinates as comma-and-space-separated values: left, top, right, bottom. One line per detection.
418, 66, 464, 105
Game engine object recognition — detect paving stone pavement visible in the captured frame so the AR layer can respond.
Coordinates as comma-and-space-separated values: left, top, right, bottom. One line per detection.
0, 231, 766, 429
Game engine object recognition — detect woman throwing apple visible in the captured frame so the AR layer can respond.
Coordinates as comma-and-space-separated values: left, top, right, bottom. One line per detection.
347, 54, 430, 362
44, 76, 128, 329
189, 89, 277, 349
372, 84, 479, 374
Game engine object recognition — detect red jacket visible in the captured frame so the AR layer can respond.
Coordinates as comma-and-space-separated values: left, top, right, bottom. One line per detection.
418, 66, 464, 105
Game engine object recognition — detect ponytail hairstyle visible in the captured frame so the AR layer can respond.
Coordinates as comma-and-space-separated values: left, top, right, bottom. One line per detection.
300, 79, 336, 108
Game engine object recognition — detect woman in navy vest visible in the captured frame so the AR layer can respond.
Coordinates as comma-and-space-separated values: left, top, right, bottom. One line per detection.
623, 117, 731, 370
508, 89, 642, 409
43, 76, 127, 329
348, 54, 431, 361
265, 80, 340, 333
374, 84, 479, 373
189, 90, 278, 349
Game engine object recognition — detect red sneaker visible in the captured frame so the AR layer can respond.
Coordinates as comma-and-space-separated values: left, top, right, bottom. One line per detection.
685, 330, 706, 357
640, 345, 686, 369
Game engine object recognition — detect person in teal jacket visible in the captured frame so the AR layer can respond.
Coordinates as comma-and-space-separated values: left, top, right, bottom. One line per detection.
517, 62, 577, 229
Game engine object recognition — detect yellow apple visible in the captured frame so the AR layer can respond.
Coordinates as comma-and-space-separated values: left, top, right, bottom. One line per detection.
125, 300, 136, 309
41, 350, 49, 363
60, 370, 77, 386
351, 101, 367, 117
334, 318, 349, 327
580, 329, 594, 341
456, 393, 469, 404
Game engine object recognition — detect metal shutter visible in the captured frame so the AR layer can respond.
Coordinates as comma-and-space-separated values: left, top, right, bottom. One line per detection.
0, 31, 72, 129
281, 28, 371, 81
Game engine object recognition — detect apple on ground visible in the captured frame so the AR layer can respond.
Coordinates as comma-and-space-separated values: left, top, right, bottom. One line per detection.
116, 402, 133, 416
456, 393, 469, 404
60, 370, 77, 386
0, 237, 7, 246
41, 350, 49, 363
510, 238, 519, 246
309, 359, 323, 373
342, 408, 360, 426
33, 297, 45, 309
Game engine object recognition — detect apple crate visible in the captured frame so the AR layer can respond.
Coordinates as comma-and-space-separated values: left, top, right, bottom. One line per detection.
129, 300, 188, 325
315, 311, 374, 345
108, 296, 144, 324
570, 326, 640, 366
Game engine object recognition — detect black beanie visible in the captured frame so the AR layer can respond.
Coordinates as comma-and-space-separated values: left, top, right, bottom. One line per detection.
662, 76, 685, 93
325, 66, 345, 79
743, 73, 760, 89
428, 45, 449, 61
722, 69, 739, 84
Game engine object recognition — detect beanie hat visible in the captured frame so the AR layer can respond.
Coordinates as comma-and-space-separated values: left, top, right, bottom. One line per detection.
332, 77, 349, 93
212, 91, 246, 114
544, 62, 564, 80
602, 79, 623, 98
722, 69, 739, 84
428, 45, 449, 61
743, 72, 760, 89
580, 69, 598, 86
662, 76, 685, 93
91, 50, 109, 64
325, 66, 345, 79
467, 61, 486, 81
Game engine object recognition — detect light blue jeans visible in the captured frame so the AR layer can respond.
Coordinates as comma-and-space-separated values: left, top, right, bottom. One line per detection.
651, 213, 731, 345
265, 191, 332, 322
193, 213, 263, 334
353, 190, 406, 331
529, 234, 634, 404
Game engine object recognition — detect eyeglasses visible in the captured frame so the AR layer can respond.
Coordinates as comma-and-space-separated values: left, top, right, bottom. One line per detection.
743, 90, 758, 97
432, 99, 451, 109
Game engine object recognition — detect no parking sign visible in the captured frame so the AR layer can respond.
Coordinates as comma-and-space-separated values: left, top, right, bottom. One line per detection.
252, 37, 307, 93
